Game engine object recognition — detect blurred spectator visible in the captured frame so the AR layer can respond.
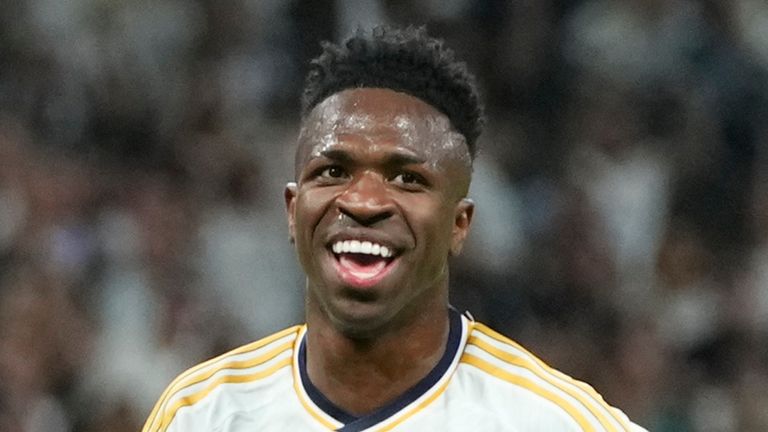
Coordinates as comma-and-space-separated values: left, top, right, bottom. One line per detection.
0, 260, 92, 432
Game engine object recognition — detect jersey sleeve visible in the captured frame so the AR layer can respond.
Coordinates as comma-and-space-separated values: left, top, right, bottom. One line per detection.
141, 383, 178, 432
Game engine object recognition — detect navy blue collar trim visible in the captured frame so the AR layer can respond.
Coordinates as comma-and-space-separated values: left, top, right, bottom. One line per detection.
298, 309, 463, 432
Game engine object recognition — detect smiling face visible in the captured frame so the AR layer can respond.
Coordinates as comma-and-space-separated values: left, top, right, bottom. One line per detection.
285, 88, 474, 337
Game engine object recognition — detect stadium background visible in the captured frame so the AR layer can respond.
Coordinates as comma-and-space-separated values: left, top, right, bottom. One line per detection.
1, 0, 767, 430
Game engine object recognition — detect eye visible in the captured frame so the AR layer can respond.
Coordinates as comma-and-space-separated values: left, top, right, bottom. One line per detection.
391, 171, 426, 188
393, 172, 418, 184
320, 166, 346, 179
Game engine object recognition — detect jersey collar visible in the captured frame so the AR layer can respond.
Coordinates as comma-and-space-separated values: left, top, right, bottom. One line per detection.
293, 308, 468, 431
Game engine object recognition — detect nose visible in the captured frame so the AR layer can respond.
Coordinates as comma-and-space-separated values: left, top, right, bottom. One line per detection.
336, 171, 394, 226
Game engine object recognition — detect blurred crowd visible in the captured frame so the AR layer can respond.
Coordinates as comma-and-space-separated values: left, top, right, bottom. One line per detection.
1, 0, 767, 431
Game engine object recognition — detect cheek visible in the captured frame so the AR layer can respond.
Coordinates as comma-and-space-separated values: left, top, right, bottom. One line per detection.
403, 196, 455, 244
293, 192, 331, 274
295, 189, 335, 241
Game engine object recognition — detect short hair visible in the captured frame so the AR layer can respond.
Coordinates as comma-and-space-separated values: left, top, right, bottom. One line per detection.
301, 26, 484, 159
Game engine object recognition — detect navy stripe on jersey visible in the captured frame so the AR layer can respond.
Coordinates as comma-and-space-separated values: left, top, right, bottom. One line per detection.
297, 308, 463, 432
297, 339, 358, 424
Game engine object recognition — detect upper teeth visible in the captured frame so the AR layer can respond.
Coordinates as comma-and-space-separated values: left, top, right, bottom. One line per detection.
332, 240, 393, 258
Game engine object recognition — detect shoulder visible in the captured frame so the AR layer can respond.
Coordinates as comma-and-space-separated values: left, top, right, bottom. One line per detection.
141, 325, 302, 432
459, 321, 646, 432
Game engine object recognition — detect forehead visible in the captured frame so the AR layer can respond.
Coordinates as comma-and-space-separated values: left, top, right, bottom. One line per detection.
296, 88, 469, 168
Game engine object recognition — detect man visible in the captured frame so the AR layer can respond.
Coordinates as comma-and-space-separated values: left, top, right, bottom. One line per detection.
143, 26, 647, 431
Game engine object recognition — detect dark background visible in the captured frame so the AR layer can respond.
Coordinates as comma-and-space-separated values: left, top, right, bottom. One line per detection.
1, 1, 767, 430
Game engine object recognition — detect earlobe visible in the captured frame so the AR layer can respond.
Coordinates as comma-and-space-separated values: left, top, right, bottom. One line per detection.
450, 198, 474, 256
285, 182, 298, 242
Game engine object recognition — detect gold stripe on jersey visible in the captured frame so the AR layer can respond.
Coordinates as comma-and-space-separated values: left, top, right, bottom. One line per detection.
159, 355, 292, 430
473, 324, 632, 431
143, 326, 301, 432
461, 353, 595, 431
291, 326, 343, 430
291, 369, 343, 430
373, 371, 453, 432
468, 336, 618, 431
157, 339, 293, 423
369, 317, 472, 432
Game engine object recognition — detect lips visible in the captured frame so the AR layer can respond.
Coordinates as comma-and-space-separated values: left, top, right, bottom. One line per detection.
328, 239, 399, 288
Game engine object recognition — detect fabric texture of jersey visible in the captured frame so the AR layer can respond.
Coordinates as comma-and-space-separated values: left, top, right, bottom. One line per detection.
143, 310, 648, 432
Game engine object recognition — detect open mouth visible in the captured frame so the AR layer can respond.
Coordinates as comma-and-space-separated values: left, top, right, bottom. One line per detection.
330, 240, 397, 287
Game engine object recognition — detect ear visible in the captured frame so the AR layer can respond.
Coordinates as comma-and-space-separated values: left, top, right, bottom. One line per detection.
450, 198, 474, 256
285, 182, 298, 243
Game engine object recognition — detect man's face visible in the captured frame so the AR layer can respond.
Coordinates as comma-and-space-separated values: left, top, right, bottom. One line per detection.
285, 88, 474, 337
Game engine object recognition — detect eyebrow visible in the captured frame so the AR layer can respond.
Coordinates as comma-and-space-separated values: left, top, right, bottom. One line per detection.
317, 149, 427, 166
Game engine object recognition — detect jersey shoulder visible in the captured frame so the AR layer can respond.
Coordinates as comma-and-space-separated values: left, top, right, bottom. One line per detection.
142, 325, 302, 432
460, 321, 647, 432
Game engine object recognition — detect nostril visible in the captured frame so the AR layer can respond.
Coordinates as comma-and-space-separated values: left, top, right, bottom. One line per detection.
361, 211, 392, 226
338, 208, 392, 226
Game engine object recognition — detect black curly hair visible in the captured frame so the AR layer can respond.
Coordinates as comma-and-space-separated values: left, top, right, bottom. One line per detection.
301, 26, 484, 159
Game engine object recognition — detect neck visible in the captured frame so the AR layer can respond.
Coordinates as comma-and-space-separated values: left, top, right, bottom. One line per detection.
304, 297, 451, 416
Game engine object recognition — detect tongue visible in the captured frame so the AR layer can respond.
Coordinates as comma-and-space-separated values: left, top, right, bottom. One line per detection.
339, 254, 388, 279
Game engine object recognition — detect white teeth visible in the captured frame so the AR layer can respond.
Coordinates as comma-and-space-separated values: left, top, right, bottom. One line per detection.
331, 240, 393, 258
361, 241, 372, 254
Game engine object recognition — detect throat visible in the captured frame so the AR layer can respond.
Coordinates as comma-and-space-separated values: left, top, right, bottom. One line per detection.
302, 308, 458, 418
306, 344, 434, 418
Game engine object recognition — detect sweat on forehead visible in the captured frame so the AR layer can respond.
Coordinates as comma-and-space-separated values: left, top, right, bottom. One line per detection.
295, 88, 472, 175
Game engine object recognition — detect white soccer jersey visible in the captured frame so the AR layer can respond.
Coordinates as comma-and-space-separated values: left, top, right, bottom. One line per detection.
143, 310, 647, 431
